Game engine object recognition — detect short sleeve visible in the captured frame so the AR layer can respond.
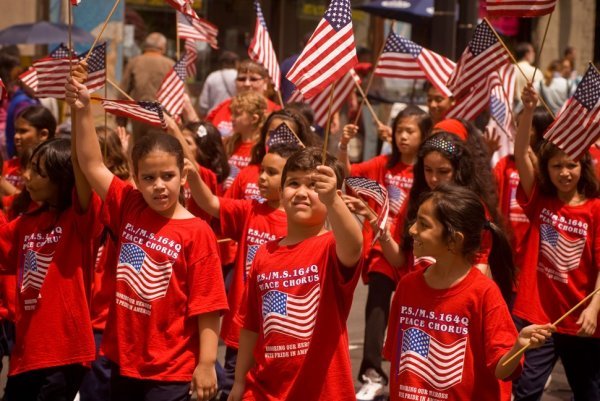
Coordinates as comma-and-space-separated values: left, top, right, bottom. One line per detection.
72, 191, 104, 242
350, 155, 386, 180
328, 233, 363, 305
0, 219, 19, 274
219, 198, 252, 241
383, 285, 402, 361
516, 180, 542, 220
235, 248, 263, 333
186, 224, 228, 317
101, 176, 135, 234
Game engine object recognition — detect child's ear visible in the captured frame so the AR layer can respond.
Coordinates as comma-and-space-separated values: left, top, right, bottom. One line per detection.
449, 231, 465, 252
251, 113, 261, 126
39, 128, 50, 141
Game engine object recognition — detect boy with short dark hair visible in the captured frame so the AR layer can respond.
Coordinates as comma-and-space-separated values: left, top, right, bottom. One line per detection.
229, 147, 364, 401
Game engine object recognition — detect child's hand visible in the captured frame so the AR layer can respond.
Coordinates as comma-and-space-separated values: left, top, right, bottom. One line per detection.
521, 83, 538, 111
518, 323, 555, 349
64, 76, 90, 110
483, 126, 501, 157
342, 194, 376, 220
227, 380, 245, 401
312, 165, 338, 206
116, 126, 129, 152
576, 305, 598, 336
163, 113, 178, 133
190, 362, 217, 401
341, 124, 359, 147
184, 158, 199, 179
72, 60, 88, 84
377, 122, 392, 143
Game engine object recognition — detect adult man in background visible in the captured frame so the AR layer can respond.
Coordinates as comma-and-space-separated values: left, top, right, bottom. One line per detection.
198, 51, 239, 117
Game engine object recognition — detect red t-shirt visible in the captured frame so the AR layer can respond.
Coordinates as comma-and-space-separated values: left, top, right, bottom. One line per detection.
384, 267, 520, 401
493, 156, 530, 268
224, 142, 255, 192
2, 158, 23, 190
0, 195, 102, 375
515, 182, 600, 336
100, 177, 229, 381
207, 97, 281, 138
350, 155, 413, 282
225, 164, 263, 201
184, 164, 220, 222
236, 232, 363, 401
90, 234, 117, 332
219, 198, 287, 348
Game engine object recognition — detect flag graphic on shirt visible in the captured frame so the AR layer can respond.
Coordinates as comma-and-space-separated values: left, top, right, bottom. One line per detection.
387, 184, 406, 216
543, 64, 600, 161
539, 224, 586, 283
223, 164, 240, 191
397, 328, 467, 390
374, 33, 455, 97
249, 0, 281, 90
286, 0, 357, 99
447, 20, 510, 100
21, 249, 53, 293
262, 284, 320, 339
265, 122, 303, 150
485, 0, 557, 17
245, 244, 260, 280
116, 243, 172, 302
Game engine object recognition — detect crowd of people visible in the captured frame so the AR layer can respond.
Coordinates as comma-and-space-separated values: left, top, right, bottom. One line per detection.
0, 31, 597, 401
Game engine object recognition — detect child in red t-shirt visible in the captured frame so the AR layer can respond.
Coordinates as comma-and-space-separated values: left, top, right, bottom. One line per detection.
188, 143, 299, 400
340, 105, 431, 396
513, 84, 600, 400
229, 147, 364, 401
0, 138, 101, 400
384, 184, 553, 401
68, 75, 228, 401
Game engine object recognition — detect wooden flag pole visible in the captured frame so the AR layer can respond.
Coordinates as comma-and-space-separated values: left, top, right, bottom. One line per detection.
352, 76, 381, 126
531, 11, 553, 83
107, 77, 134, 101
352, 20, 395, 126
84, 0, 122, 63
483, 18, 555, 119
322, 82, 336, 165
276, 90, 284, 107
176, 14, 181, 60
502, 286, 600, 367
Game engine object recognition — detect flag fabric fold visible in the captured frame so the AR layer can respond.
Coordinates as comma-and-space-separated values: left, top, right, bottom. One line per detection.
156, 54, 188, 118
344, 176, 389, 244
286, 0, 357, 99
176, 11, 218, 49
485, 0, 557, 17
249, 0, 281, 91
100, 98, 166, 129
543, 64, 600, 161
374, 33, 455, 97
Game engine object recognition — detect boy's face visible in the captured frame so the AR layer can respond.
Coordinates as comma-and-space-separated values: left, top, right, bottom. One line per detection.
281, 170, 328, 226
258, 152, 287, 201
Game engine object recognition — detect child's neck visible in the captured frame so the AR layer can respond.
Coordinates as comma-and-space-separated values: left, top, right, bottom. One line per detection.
280, 222, 326, 246
240, 129, 259, 143
423, 253, 472, 290
266, 198, 283, 211
400, 152, 416, 165
558, 189, 586, 206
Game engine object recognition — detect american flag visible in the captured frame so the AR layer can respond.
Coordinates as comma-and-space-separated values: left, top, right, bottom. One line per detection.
176, 11, 218, 49
245, 244, 260, 281
21, 249, 53, 292
447, 20, 510, 100
156, 53, 188, 118
265, 122, 303, 150
262, 284, 320, 339
18, 43, 105, 99
286, 0, 357, 99
539, 224, 585, 283
345, 176, 390, 242
288, 69, 360, 127
185, 39, 198, 78
100, 99, 166, 129
166, 0, 197, 19
387, 184, 407, 216
249, 0, 281, 91
374, 33, 455, 98
446, 71, 503, 121
543, 64, 600, 161
486, 0, 557, 17
397, 328, 468, 390
116, 243, 172, 302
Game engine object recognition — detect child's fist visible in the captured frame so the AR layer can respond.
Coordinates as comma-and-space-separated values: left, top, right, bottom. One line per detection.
64, 77, 90, 110
312, 165, 338, 206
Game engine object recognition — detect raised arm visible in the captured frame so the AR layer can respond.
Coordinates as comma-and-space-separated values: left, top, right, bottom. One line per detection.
514, 84, 539, 199
65, 74, 114, 200
185, 160, 221, 218
313, 165, 362, 267
338, 124, 358, 174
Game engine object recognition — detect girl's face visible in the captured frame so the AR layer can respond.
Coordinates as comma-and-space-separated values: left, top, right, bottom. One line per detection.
135, 150, 185, 216
394, 116, 421, 159
23, 156, 59, 205
14, 117, 48, 156
181, 129, 199, 159
426, 87, 453, 124
423, 151, 454, 189
409, 198, 447, 258
547, 152, 581, 197
235, 70, 267, 94
258, 152, 287, 201
231, 108, 258, 135
281, 170, 328, 226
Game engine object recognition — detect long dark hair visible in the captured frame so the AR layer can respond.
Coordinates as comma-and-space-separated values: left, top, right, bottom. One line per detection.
404, 132, 501, 250
16, 105, 57, 140
387, 105, 432, 169
420, 184, 516, 302
183, 121, 230, 183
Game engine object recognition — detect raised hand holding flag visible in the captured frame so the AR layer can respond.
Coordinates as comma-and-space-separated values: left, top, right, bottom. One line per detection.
345, 177, 389, 244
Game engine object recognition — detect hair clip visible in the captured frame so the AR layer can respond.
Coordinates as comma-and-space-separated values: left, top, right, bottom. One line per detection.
196, 125, 207, 138
426, 136, 458, 155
